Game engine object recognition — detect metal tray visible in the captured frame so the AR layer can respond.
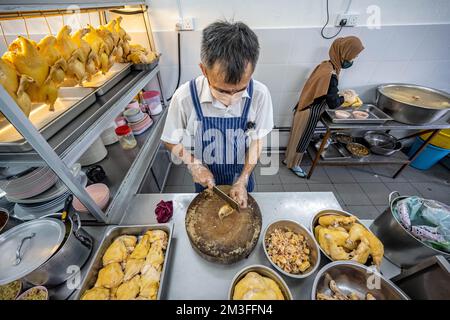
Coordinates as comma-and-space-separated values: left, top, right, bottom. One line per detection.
132, 56, 160, 71
75, 223, 173, 300
316, 142, 351, 160
83, 63, 132, 96
0, 87, 96, 152
326, 104, 392, 124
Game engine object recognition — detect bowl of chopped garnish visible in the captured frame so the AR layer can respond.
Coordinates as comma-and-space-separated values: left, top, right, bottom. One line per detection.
16, 286, 48, 300
0, 280, 22, 300
263, 219, 320, 278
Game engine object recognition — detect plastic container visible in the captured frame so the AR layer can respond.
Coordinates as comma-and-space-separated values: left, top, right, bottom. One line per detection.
115, 125, 137, 150
420, 129, 450, 149
142, 91, 162, 115
408, 137, 450, 170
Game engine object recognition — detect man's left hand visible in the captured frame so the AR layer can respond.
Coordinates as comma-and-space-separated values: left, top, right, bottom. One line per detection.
230, 179, 248, 209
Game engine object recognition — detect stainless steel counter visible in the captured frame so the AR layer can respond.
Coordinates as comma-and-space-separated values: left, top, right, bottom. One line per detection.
116, 192, 401, 300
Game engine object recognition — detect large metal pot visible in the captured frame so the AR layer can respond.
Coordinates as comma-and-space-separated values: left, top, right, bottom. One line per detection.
370, 191, 450, 268
376, 84, 450, 125
24, 213, 93, 287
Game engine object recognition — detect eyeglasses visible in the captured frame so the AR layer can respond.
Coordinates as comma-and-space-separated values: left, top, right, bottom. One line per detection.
205, 73, 248, 95
210, 84, 248, 95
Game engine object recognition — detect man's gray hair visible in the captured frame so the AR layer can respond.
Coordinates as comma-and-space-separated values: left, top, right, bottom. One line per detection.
201, 20, 259, 84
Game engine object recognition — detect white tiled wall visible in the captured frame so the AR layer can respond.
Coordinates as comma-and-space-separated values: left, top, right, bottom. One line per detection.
146, 23, 450, 149
152, 24, 450, 132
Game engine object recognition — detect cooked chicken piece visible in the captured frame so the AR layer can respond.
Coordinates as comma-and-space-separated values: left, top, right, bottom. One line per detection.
104, 17, 131, 62
3, 37, 59, 110
351, 237, 371, 264
3, 36, 49, 86
110, 286, 119, 300
0, 58, 33, 119
129, 234, 151, 259
95, 262, 124, 289
115, 275, 141, 300
83, 25, 112, 74
218, 204, 234, 220
329, 280, 348, 300
103, 238, 128, 266
37, 36, 65, 69
318, 215, 356, 230
81, 287, 110, 300
72, 28, 97, 79
346, 223, 384, 266
146, 230, 168, 249
366, 293, 376, 300
348, 292, 361, 300
123, 258, 144, 281
27, 78, 59, 110
116, 235, 137, 253
139, 265, 161, 300
316, 292, 338, 300
55, 25, 88, 84
141, 243, 164, 273
324, 233, 350, 261
100, 19, 120, 47
315, 225, 350, 254
233, 272, 284, 300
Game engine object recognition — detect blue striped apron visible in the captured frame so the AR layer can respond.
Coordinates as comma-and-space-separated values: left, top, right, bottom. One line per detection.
190, 79, 255, 193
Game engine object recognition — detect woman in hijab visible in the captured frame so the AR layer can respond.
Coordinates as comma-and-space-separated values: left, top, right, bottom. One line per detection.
284, 36, 364, 177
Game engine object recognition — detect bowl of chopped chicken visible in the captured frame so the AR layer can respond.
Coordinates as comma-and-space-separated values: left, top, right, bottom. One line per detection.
229, 265, 292, 300
311, 261, 409, 300
263, 220, 320, 278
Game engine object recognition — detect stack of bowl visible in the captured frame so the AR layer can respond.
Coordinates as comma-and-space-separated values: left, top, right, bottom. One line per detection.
123, 107, 153, 136
72, 183, 110, 213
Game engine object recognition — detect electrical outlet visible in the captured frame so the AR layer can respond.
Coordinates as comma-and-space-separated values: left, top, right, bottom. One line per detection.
176, 17, 194, 31
336, 13, 359, 27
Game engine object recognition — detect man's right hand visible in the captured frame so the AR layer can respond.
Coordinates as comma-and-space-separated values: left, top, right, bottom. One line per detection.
187, 163, 215, 189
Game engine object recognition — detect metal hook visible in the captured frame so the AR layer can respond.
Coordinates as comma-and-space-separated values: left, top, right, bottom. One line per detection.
19, 12, 30, 39
41, 11, 53, 36
0, 22, 8, 48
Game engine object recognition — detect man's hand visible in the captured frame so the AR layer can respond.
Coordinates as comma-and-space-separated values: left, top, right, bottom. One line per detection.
230, 178, 248, 209
187, 163, 215, 189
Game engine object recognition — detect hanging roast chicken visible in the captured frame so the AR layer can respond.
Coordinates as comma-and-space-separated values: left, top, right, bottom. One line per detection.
0, 16, 157, 117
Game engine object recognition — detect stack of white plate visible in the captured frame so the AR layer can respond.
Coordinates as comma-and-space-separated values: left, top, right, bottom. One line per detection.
12, 173, 88, 221
0, 167, 58, 200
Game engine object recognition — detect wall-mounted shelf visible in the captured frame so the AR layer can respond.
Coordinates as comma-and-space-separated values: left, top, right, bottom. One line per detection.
0, 2, 167, 223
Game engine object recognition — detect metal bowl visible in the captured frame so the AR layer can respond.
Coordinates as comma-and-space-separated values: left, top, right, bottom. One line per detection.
228, 264, 293, 300
263, 220, 320, 278
311, 261, 409, 300
332, 132, 353, 144
377, 84, 450, 125
346, 142, 370, 158
363, 131, 403, 156
310, 209, 381, 266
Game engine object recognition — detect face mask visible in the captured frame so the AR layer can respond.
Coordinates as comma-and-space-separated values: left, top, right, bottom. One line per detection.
341, 60, 353, 69
210, 87, 245, 106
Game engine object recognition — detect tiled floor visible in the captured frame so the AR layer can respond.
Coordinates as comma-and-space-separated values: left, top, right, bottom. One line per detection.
162, 154, 450, 220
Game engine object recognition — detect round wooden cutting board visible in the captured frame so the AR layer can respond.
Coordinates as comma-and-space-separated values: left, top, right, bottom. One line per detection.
185, 185, 262, 264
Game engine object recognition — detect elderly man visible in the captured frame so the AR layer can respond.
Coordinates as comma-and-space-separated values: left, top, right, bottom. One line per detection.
161, 20, 274, 208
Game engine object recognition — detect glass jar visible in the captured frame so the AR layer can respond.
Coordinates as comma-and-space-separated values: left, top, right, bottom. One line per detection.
115, 125, 137, 150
